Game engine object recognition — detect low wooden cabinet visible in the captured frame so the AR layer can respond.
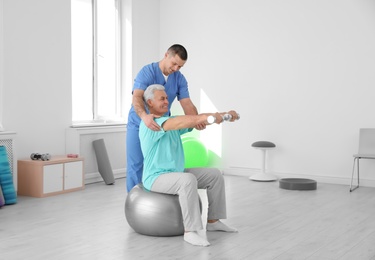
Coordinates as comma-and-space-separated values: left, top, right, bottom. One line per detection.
17, 156, 84, 198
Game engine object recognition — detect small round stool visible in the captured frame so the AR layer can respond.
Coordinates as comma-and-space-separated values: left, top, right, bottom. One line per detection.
249, 141, 277, 181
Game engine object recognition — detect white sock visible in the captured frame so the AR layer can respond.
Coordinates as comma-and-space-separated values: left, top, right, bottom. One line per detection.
184, 232, 210, 247
206, 220, 238, 232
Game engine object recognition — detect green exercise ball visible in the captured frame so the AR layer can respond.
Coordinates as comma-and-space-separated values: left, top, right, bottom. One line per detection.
182, 136, 208, 168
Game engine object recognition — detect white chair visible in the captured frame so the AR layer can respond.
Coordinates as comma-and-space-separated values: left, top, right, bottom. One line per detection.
350, 128, 375, 192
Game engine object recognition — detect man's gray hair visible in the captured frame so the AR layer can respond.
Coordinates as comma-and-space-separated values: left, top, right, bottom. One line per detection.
143, 84, 165, 104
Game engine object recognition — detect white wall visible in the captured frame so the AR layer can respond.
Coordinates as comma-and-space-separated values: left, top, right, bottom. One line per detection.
1, 0, 375, 186
161, 0, 375, 185
3, 0, 71, 159
131, 0, 160, 77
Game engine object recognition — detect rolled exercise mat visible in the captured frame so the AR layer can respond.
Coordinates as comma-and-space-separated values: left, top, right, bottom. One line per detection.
0, 146, 17, 204
93, 139, 115, 185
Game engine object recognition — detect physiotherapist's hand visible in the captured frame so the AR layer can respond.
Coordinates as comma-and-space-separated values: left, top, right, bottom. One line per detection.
143, 114, 161, 131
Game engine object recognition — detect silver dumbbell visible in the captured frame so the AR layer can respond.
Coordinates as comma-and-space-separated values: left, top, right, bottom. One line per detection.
207, 113, 240, 124
30, 153, 51, 161
222, 113, 240, 121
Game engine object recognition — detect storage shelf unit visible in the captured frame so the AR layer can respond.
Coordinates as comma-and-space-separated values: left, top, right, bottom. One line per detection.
17, 156, 84, 198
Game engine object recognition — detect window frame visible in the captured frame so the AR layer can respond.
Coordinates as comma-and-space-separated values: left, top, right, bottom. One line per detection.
71, 0, 125, 127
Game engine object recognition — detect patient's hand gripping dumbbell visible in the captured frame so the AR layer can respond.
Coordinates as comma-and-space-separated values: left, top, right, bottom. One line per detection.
30, 153, 51, 161
207, 112, 240, 124
222, 113, 240, 121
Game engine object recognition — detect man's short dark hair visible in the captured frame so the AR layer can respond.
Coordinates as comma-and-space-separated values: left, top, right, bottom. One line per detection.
168, 44, 188, 61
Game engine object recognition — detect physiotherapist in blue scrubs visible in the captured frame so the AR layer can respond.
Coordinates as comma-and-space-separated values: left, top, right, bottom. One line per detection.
126, 44, 205, 192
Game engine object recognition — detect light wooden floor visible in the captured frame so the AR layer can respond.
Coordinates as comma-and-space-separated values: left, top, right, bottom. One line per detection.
1, 175, 375, 260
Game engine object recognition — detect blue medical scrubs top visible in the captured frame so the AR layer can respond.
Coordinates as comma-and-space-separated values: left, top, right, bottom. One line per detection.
127, 62, 190, 129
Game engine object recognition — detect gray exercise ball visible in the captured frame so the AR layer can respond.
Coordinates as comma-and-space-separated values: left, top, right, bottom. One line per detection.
125, 183, 202, 237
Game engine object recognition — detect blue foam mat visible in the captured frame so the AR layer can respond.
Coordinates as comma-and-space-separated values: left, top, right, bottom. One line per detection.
0, 146, 17, 205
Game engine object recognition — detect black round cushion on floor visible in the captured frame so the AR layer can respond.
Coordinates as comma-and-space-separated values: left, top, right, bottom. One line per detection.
279, 178, 317, 190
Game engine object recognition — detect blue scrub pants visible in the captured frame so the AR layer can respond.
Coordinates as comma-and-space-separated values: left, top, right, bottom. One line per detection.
126, 126, 143, 192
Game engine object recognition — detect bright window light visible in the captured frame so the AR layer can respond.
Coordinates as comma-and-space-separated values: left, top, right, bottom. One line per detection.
71, 0, 123, 125
200, 89, 223, 157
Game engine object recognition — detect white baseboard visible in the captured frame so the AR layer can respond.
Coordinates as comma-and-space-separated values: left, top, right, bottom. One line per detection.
221, 167, 375, 188
85, 166, 375, 189
85, 168, 126, 184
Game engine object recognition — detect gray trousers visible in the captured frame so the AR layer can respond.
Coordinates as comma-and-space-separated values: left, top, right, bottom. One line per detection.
151, 167, 227, 232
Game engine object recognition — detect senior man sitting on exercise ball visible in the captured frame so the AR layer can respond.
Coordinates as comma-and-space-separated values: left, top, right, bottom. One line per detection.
139, 84, 239, 247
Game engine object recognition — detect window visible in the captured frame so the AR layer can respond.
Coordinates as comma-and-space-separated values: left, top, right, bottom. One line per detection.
71, 0, 124, 126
